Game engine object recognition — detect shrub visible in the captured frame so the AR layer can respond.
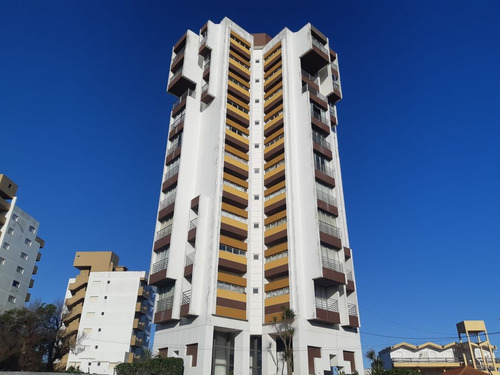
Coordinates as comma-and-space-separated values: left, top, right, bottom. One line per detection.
115, 357, 184, 375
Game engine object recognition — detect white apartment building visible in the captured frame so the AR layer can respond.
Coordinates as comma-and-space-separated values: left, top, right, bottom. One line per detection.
0, 174, 44, 312
149, 18, 363, 375
63, 252, 154, 375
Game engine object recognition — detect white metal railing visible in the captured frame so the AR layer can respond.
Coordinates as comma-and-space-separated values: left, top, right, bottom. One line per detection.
189, 218, 198, 231
265, 250, 288, 263
173, 88, 195, 108
157, 296, 174, 312
265, 187, 286, 202
166, 139, 182, 157
265, 160, 284, 173
265, 88, 283, 102
221, 210, 247, 224
226, 125, 249, 139
346, 269, 353, 281
348, 303, 358, 316
322, 256, 343, 273
265, 217, 286, 230
202, 83, 209, 93
264, 133, 284, 148
316, 190, 336, 206
312, 37, 328, 54
312, 131, 331, 149
318, 221, 340, 238
302, 84, 327, 102
265, 110, 283, 125
152, 258, 168, 274
181, 290, 191, 305
301, 69, 319, 84
185, 252, 195, 266
159, 193, 176, 210
229, 55, 250, 69
224, 151, 247, 164
164, 165, 180, 181
217, 281, 245, 294
314, 161, 335, 177
156, 224, 173, 240
220, 244, 246, 256
227, 99, 249, 114
223, 179, 247, 193
228, 75, 249, 90
170, 113, 185, 133
230, 34, 250, 50
264, 47, 281, 62
392, 358, 462, 364
315, 297, 338, 312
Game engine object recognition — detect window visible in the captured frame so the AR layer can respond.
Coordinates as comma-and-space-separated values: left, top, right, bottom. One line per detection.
12, 214, 18, 222
254, 143, 259, 148
88, 362, 91, 366
255, 59, 260, 63
25, 238, 32, 246
29, 225, 36, 234
86, 312, 95, 318
16, 266, 24, 274
95, 345, 98, 349
97, 362, 101, 366
104, 296, 108, 299
255, 79, 260, 83
89, 296, 98, 303
101, 312, 105, 315
12, 280, 20, 288
254, 121, 260, 125
254, 168, 259, 173
253, 254, 259, 260
254, 195, 259, 200
107, 280, 110, 284
8, 295, 16, 303
7, 227, 14, 235
253, 288, 259, 294
98, 328, 102, 332
0, 257, 5, 265
255, 99, 260, 103
253, 223, 259, 228
20, 252, 28, 260
2, 242, 10, 250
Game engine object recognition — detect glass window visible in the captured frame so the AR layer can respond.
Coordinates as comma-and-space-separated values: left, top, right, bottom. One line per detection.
20, 252, 28, 260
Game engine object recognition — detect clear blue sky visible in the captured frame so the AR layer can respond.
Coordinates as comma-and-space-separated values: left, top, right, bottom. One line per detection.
2, 0, 500, 365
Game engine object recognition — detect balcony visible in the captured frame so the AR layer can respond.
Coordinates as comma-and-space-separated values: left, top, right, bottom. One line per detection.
226, 101, 250, 127
316, 190, 338, 216
228, 55, 250, 81
184, 252, 195, 277
230, 35, 251, 60
201, 83, 215, 104
130, 334, 144, 347
133, 318, 147, 331
314, 161, 335, 188
162, 165, 179, 192
329, 107, 337, 126
344, 247, 352, 260
264, 45, 281, 72
0, 196, 11, 211
167, 70, 196, 97
223, 154, 249, 180
222, 181, 248, 209
303, 84, 328, 110
187, 218, 197, 245
347, 303, 359, 328
264, 134, 284, 162
154, 296, 175, 324
218, 249, 247, 274
328, 81, 342, 104
313, 297, 340, 324
264, 161, 285, 188
264, 293, 290, 323
216, 287, 247, 321
65, 288, 86, 309
180, 290, 196, 317
264, 254, 289, 279
63, 303, 83, 325
264, 68, 282, 92
301, 28, 330, 75
153, 224, 173, 251
158, 194, 176, 221
68, 274, 89, 293
316, 256, 346, 287
346, 269, 355, 293
311, 110, 330, 135
312, 132, 333, 160
137, 286, 152, 301
228, 78, 250, 103
318, 221, 341, 249
170, 47, 185, 74
264, 111, 284, 137
171, 88, 195, 117
301, 69, 319, 90
220, 213, 247, 240
135, 302, 149, 316
264, 89, 283, 114
225, 127, 249, 152
165, 141, 182, 165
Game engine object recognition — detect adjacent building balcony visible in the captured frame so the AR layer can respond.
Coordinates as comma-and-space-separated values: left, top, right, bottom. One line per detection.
228, 56, 250, 81
222, 181, 248, 209
264, 161, 285, 188
347, 303, 360, 328
216, 287, 247, 321
130, 334, 144, 347
154, 296, 175, 324
220, 212, 247, 240
313, 297, 340, 324
225, 127, 249, 152
165, 141, 182, 165
264, 45, 281, 72
63, 303, 83, 325
311, 110, 330, 135
201, 83, 215, 104
223, 153, 249, 180
264, 191, 286, 216
65, 288, 86, 309
328, 81, 342, 104
329, 106, 338, 126
137, 286, 152, 301
264, 134, 284, 161
318, 221, 342, 249
133, 318, 147, 331
135, 302, 149, 316
229, 36, 251, 60
228, 79, 250, 103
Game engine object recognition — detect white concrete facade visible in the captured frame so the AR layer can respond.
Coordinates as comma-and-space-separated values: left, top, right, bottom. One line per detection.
0, 179, 44, 313
150, 18, 363, 375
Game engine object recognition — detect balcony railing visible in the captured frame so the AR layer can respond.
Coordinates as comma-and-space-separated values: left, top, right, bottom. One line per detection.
302, 84, 327, 102
314, 161, 335, 177
318, 221, 340, 238
312, 110, 328, 125
322, 256, 343, 273
229, 55, 250, 69
173, 88, 195, 107
329, 107, 336, 117
157, 296, 174, 312
316, 190, 336, 206
164, 165, 180, 181
170, 113, 185, 132
202, 83, 209, 93
264, 160, 284, 173
189, 218, 198, 231
392, 357, 462, 364
315, 297, 338, 312
156, 224, 173, 240
302, 69, 318, 84
185, 252, 195, 266
346, 269, 353, 281
217, 281, 245, 294
228, 76, 248, 90
166, 140, 182, 158
312, 131, 331, 149
265, 217, 287, 230
221, 210, 247, 224
220, 244, 246, 256
159, 193, 176, 210
265, 187, 286, 202
227, 99, 249, 114
312, 37, 328, 55
265, 110, 283, 124
348, 303, 358, 316
152, 258, 168, 274
333, 82, 340, 91
224, 151, 247, 164
226, 125, 249, 139
264, 133, 284, 148
230, 34, 250, 50
181, 290, 191, 305
223, 179, 247, 193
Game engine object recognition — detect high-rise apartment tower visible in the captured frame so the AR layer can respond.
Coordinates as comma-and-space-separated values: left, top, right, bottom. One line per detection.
149, 18, 363, 375
0, 174, 45, 312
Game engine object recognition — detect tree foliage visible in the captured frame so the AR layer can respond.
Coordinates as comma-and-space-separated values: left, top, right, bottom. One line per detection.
271, 306, 296, 375
365, 350, 419, 375
0, 300, 76, 371
115, 357, 184, 375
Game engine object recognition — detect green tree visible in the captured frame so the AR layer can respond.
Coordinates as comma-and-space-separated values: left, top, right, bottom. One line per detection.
365, 349, 384, 375
271, 306, 296, 375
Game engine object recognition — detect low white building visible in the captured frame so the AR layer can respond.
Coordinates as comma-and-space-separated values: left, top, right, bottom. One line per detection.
0, 174, 45, 312
63, 252, 154, 375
